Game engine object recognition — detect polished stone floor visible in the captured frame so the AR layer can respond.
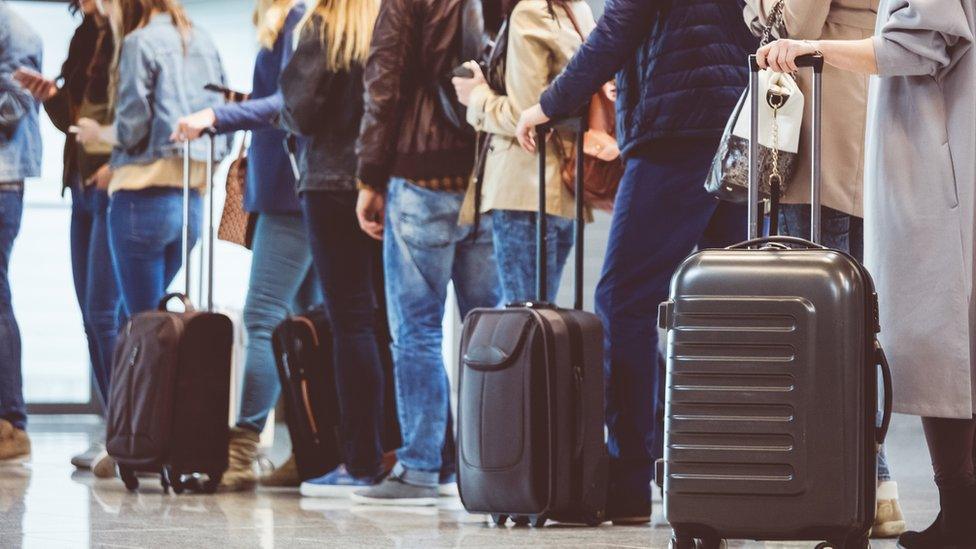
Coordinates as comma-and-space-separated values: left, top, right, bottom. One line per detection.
0, 415, 938, 548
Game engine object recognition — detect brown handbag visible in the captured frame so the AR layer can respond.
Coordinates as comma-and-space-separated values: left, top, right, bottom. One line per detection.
217, 136, 257, 249
559, 5, 624, 212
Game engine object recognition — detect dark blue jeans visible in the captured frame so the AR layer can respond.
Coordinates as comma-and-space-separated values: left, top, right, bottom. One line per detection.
69, 182, 121, 409
384, 178, 501, 487
595, 139, 747, 509
490, 209, 574, 304
0, 185, 24, 430
236, 213, 320, 434
777, 203, 891, 482
301, 191, 386, 477
108, 188, 200, 316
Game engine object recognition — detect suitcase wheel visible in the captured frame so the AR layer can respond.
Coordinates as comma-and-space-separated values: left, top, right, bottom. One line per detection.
669, 536, 725, 549
160, 466, 174, 495
490, 514, 508, 526
512, 516, 530, 527
530, 515, 547, 528
202, 472, 222, 494
119, 465, 139, 492
170, 473, 186, 495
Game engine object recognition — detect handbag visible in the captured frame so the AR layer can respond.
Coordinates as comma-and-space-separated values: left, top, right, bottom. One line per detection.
704, 0, 802, 207
217, 135, 257, 249
559, 5, 623, 212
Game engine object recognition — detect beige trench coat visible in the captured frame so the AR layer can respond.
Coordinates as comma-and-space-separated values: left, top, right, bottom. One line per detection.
459, 0, 594, 224
745, 0, 879, 218
865, 0, 976, 418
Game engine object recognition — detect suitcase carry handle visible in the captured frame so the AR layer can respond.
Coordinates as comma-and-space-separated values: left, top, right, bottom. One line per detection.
536, 116, 587, 310
726, 235, 827, 251
158, 292, 195, 312
876, 342, 893, 445
747, 53, 824, 243
181, 127, 218, 312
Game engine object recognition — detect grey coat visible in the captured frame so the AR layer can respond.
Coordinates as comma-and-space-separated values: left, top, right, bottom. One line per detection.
864, 0, 976, 418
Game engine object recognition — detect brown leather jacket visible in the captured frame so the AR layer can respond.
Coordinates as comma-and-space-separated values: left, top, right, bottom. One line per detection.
356, 0, 476, 192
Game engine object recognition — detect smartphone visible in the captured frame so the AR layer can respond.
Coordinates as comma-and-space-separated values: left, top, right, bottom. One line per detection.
204, 83, 248, 103
452, 64, 475, 79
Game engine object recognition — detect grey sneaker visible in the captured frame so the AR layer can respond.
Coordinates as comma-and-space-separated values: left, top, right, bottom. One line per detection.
350, 473, 438, 506
71, 441, 105, 470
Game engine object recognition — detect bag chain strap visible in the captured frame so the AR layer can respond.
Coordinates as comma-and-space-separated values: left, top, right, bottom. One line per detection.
760, 0, 787, 46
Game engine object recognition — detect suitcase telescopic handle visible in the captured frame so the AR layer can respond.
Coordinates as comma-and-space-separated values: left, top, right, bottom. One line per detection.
181, 128, 218, 312
747, 53, 824, 243
726, 235, 828, 250
876, 342, 894, 445
536, 116, 587, 310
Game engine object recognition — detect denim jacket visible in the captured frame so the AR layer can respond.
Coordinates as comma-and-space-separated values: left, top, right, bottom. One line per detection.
111, 14, 230, 169
0, 3, 43, 182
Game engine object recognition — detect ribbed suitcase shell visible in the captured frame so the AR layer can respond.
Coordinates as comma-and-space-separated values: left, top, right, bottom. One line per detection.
659, 247, 880, 546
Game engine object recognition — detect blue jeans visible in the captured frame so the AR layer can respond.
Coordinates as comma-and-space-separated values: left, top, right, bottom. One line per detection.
69, 182, 121, 409
490, 210, 574, 304
108, 188, 201, 316
301, 191, 386, 476
595, 139, 747, 509
237, 213, 320, 433
385, 178, 501, 487
777, 203, 891, 482
0, 185, 24, 430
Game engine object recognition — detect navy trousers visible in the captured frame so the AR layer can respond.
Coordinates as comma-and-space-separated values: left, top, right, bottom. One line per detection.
595, 138, 747, 509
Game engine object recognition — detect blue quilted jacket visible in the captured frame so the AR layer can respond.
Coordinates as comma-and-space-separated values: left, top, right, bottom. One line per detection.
540, 0, 757, 158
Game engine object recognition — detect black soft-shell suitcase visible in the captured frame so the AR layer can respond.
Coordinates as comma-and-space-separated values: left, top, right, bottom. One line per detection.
107, 132, 233, 494
457, 119, 608, 527
657, 55, 893, 549
272, 304, 401, 482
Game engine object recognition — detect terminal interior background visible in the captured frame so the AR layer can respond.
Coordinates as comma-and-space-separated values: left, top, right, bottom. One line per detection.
1, 0, 939, 547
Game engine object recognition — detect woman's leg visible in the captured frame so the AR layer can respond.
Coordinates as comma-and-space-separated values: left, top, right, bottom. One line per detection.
68, 183, 102, 399
236, 213, 315, 433
922, 416, 976, 488
490, 210, 574, 304
301, 191, 384, 478
0, 186, 26, 442
161, 191, 201, 297
84, 188, 121, 408
548, 214, 576, 303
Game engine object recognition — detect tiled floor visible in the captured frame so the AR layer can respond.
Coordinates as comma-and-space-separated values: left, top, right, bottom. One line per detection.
0, 415, 938, 548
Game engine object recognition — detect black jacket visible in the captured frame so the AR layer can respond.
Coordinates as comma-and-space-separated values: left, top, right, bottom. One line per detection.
280, 15, 363, 192
540, 0, 757, 158
355, 0, 476, 192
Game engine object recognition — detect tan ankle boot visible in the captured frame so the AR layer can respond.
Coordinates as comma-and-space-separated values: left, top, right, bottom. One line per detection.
219, 427, 259, 492
872, 480, 907, 538
0, 423, 31, 462
260, 454, 300, 488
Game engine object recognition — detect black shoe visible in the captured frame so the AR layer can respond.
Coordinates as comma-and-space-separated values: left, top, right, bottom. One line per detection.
898, 484, 976, 549
607, 500, 651, 525
897, 512, 944, 548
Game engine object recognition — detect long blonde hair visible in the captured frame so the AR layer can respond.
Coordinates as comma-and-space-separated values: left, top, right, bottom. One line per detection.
297, 0, 379, 71
254, 0, 295, 50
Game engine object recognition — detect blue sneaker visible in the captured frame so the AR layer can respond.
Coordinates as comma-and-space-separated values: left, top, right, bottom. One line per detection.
300, 465, 378, 498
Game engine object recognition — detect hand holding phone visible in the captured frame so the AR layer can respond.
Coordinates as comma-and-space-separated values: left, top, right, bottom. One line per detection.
13, 67, 58, 101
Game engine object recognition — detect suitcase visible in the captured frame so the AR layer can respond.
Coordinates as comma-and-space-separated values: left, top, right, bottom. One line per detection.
457, 118, 608, 527
272, 303, 401, 482
656, 54, 894, 549
107, 131, 234, 494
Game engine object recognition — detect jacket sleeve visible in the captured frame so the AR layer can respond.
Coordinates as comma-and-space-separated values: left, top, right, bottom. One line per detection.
466, 5, 557, 137
43, 88, 74, 134
873, 0, 973, 79
355, 0, 417, 192
280, 25, 335, 136
539, 0, 660, 120
213, 9, 301, 133
0, 24, 38, 134
113, 35, 155, 153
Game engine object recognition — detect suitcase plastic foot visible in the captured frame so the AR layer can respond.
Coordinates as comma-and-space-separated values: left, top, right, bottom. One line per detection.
490, 514, 508, 526
530, 515, 547, 528
160, 466, 173, 495
119, 465, 139, 492
512, 516, 530, 527
669, 535, 695, 549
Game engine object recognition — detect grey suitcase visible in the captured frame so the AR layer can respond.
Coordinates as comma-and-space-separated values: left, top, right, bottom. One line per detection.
656, 54, 893, 549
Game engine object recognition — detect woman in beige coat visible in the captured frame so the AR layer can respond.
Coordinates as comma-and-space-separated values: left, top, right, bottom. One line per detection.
743, 0, 905, 539
452, 0, 594, 303
758, 1, 975, 546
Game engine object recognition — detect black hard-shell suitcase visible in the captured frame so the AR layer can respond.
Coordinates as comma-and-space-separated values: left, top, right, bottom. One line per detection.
272, 303, 401, 482
657, 55, 893, 549
107, 132, 233, 494
457, 119, 608, 527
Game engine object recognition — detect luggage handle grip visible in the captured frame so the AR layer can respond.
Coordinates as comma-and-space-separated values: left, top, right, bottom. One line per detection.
876, 342, 893, 445
726, 235, 827, 250
158, 292, 195, 312
749, 52, 824, 73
